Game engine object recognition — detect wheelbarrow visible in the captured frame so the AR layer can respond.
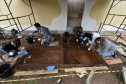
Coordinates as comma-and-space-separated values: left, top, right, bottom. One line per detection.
0, 56, 13, 78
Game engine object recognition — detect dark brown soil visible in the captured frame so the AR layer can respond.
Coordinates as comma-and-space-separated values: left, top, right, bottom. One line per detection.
17, 35, 105, 66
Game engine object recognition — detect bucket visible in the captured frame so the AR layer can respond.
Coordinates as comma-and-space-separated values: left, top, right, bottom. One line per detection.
0, 64, 12, 78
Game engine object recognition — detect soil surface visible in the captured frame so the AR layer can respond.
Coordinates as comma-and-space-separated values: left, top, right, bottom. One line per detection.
0, 35, 124, 84
16, 35, 105, 68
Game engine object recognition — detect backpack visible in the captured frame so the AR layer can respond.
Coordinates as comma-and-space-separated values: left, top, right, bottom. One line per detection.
26, 35, 33, 44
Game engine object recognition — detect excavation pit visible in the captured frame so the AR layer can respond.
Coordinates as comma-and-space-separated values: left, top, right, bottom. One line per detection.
18, 35, 105, 67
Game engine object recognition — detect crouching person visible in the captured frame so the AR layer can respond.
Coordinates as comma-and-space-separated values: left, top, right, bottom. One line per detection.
73, 26, 83, 41
83, 32, 100, 45
88, 37, 116, 57
30, 23, 52, 45
0, 38, 21, 57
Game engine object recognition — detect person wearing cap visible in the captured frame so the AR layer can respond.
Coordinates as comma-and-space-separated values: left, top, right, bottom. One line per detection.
0, 38, 21, 57
30, 23, 52, 45
88, 37, 116, 57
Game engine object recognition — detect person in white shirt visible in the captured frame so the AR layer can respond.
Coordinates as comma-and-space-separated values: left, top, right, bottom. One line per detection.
83, 32, 100, 46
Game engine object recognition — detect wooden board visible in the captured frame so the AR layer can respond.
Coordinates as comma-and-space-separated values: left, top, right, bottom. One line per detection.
102, 56, 123, 65
76, 68, 86, 78
61, 66, 108, 72
48, 41, 59, 46
14, 69, 58, 76
105, 58, 123, 65
0, 55, 19, 67
122, 66, 126, 84
17, 34, 23, 39
0, 55, 19, 63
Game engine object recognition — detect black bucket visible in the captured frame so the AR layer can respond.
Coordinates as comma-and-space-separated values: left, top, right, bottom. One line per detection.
0, 64, 12, 78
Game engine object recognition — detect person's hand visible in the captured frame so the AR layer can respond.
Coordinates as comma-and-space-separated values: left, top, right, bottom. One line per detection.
33, 39, 35, 42
86, 43, 89, 46
29, 33, 32, 35
38, 38, 41, 41
9, 52, 14, 56
76, 39, 78, 42
88, 48, 90, 51
18, 52, 21, 54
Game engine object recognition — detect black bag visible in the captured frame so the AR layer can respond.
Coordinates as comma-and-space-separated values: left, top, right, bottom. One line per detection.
0, 64, 12, 78
26, 35, 33, 44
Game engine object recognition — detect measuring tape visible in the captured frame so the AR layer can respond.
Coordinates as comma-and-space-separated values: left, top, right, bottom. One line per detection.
0, 69, 126, 83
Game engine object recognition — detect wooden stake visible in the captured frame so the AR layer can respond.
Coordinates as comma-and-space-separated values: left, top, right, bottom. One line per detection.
14, 69, 58, 76
86, 66, 96, 84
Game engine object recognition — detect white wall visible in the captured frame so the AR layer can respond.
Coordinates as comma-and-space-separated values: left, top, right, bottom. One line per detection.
0, 0, 68, 32
50, 0, 68, 30
81, 0, 98, 31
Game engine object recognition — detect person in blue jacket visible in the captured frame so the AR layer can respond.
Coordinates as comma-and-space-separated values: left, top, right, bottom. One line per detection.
0, 38, 21, 57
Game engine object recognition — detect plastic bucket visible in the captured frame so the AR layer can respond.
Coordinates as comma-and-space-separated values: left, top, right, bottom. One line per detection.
0, 64, 12, 78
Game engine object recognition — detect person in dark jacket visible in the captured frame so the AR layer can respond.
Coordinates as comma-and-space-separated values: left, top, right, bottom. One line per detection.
88, 37, 116, 57
30, 23, 52, 45
73, 26, 83, 41
0, 38, 21, 57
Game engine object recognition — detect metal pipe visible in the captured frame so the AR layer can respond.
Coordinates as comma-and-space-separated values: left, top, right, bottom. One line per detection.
6, 15, 12, 26
4, 0, 21, 34
1, 25, 15, 29
29, 16, 32, 26
17, 18, 23, 31
114, 33, 122, 43
111, 1, 121, 8
8, 0, 12, 7
109, 15, 114, 25
115, 17, 126, 34
22, 0, 31, 7
99, 0, 115, 34
97, 22, 102, 33
109, 14, 126, 16
29, 0, 36, 23
21, 25, 33, 32
123, 24, 126, 30
0, 14, 32, 21
0, 56, 7, 64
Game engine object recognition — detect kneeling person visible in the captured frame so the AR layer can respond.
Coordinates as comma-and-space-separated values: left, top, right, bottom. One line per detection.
88, 37, 116, 57
0, 38, 21, 57
31, 23, 52, 45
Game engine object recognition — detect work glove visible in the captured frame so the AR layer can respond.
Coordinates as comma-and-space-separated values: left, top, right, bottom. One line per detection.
38, 38, 41, 41
86, 43, 89, 46
83, 37, 87, 41
29, 33, 32, 35
79, 36, 83, 40
76, 39, 78, 42
33, 39, 35, 42
18, 52, 21, 54
88, 48, 91, 51
9, 52, 14, 56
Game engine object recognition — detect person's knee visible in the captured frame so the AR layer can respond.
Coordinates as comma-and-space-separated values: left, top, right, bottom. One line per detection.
41, 39, 46, 45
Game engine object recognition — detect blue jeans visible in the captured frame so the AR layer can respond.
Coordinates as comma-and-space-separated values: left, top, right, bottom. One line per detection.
41, 35, 52, 45
102, 51, 114, 56
0, 46, 9, 56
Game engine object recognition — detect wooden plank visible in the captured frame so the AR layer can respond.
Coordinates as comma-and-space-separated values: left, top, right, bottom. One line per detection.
76, 68, 86, 78
122, 66, 126, 84
86, 67, 96, 84
105, 58, 123, 65
0, 55, 19, 63
14, 69, 58, 76
63, 66, 108, 72
102, 56, 123, 65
